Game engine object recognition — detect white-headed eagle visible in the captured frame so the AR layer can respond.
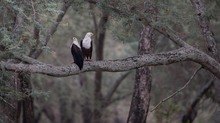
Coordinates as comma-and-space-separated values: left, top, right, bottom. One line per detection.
80, 32, 93, 60
71, 37, 84, 70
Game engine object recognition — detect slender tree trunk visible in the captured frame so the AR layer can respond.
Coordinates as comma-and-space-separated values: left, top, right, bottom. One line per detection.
93, 11, 109, 123
59, 97, 75, 123
127, 25, 156, 123
81, 98, 92, 123
80, 74, 93, 123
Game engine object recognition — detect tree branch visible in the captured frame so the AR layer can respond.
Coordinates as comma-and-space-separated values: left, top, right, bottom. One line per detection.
190, 0, 218, 58
0, 96, 15, 108
151, 66, 202, 112
182, 79, 214, 123
14, 55, 43, 64
106, 92, 132, 107
103, 71, 131, 106
1, 47, 220, 79
89, 3, 98, 41
30, 0, 73, 59
86, 0, 191, 48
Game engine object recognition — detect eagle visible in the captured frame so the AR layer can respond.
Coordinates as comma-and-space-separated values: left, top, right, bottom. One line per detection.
80, 32, 93, 60
71, 37, 84, 70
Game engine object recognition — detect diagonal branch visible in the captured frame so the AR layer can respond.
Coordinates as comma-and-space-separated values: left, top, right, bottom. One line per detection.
151, 66, 202, 112
182, 79, 214, 123
86, 0, 191, 48
152, 25, 191, 48
1, 47, 220, 79
103, 71, 131, 106
14, 55, 43, 64
190, 0, 218, 58
0, 96, 15, 108
30, 0, 73, 59
105, 92, 133, 107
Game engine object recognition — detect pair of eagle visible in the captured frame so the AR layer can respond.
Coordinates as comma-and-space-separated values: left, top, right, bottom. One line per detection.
71, 32, 93, 70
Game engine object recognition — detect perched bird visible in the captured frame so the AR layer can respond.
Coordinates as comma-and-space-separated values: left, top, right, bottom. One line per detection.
71, 37, 84, 70
80, 32, 93, 60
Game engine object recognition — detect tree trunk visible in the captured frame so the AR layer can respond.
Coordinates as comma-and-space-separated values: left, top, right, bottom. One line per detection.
0, 72, 21, 123
80, 74, 93, 123
59, 98, 75, 123
127, 25, 156, 123
181, 1, 219, 122
182, 79, 213, 123
93, 11, 109, 123
19, 72, 34, 123
81, 99, 92, 123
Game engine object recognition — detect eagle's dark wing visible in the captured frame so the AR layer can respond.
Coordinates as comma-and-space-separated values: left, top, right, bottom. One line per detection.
71, 44, 84, 70
89, 41, 93, 59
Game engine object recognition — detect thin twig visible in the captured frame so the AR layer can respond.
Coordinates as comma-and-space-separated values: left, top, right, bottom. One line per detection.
151, 66, 202, 112
0, 96, 15, 108
31, 0, 36, 22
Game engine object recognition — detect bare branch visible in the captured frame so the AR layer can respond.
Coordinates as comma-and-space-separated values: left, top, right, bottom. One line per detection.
14, 55, 43, 64
86, 0, 191, 48
104, 71, 132, 104
0, 96, 15, 108
151, 66, 202, 112
182, 79, 214, 123
106, 92, 132, 107
152, 26, 191, 48
1, 47, 220, 79
30, 0, 73, 58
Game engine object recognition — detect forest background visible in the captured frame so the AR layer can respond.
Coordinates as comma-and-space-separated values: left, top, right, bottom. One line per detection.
0, 0, 220, 123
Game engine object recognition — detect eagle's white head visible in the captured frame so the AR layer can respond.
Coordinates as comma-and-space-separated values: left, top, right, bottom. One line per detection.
85, 32, 94, 38
72, 37, 80, 48
82, 32, 93, 49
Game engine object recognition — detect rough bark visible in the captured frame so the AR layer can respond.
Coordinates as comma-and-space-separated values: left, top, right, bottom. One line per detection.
19, 72, 34, 123
127, 24, 155, 123
181, 1, 219, 122
2, 46, 220, 79
0, 4, 24, 123
190, 0, 218, 59
0, 72, 21, 123
1, 1, 72, 123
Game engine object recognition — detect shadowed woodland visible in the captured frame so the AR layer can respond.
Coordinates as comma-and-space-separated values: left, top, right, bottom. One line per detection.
0, 0, 220, 123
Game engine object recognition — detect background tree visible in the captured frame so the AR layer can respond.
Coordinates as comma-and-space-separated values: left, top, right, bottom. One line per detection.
1, 0, 220, 123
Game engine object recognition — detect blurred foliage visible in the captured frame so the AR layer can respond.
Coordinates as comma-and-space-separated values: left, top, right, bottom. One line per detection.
0, 0, 220, 123
155, 100, 181, 123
